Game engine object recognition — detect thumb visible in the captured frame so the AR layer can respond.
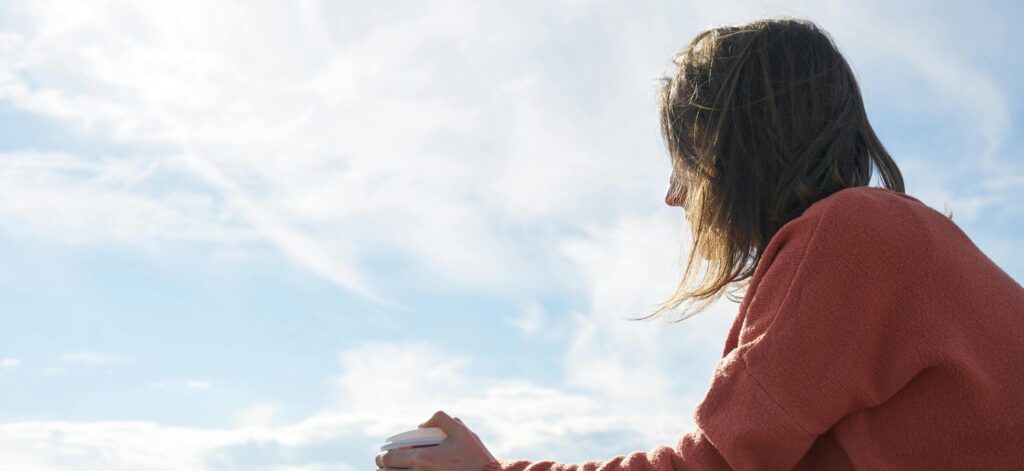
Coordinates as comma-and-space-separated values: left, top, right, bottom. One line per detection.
418, 410, 462, 435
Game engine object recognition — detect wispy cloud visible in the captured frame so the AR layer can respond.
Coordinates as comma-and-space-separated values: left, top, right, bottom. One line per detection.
0, 0, 672, 303
185, 380, 210, 390
0, 358, 20, 368
0, 151, 244, 244
1, 0, 1015, 300
60, 351, 126, 366
503, 300, 546, 336
233, 403, 281, 429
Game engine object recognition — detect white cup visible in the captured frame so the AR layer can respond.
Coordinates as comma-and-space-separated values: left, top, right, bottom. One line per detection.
380, 427, 448, 452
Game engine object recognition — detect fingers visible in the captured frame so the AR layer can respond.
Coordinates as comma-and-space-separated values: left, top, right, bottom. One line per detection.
419, 410, 464, 435
377, 447, 417, 469
381, 412, 493, 470
453, 416, 484, 442
421, 411, 481, 444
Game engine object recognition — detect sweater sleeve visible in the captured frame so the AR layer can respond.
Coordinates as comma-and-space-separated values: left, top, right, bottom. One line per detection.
488, 189, 927, 471
487, 429, 731, 471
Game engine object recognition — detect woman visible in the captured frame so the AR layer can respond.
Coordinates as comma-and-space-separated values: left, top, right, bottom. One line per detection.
377, 18, 1024, 470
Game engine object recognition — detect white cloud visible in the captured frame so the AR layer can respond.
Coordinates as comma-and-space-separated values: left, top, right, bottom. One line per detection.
0, 151, 246, 245
60, 352, 126, 366
0, 358, 21, 368
0, 420, 243, 470
0, 0, 1015, 303
267, 465, 356, 471
0, 448, 61, 471
0, 341, 689, 469
897, 157, 1010, 224
557, 212, 739, 444
233, 404, 281, 429
503, 300, 546, 335
0, 0, 670, 302
0, 315, 739, 469
185, 380, 211, 390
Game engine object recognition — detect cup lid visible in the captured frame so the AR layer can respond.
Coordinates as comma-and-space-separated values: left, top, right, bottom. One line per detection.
380, 427, 448, 451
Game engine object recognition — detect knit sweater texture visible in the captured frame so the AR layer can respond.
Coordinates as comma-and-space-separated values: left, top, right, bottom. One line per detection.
486, 186, 1024, 470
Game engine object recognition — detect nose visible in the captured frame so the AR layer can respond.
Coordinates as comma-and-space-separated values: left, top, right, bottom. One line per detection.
665, 187, 687, 207
665, 175, 686, 207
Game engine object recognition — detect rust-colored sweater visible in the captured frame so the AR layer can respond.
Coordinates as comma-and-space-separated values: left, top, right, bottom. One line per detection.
486, 186, 1024, 470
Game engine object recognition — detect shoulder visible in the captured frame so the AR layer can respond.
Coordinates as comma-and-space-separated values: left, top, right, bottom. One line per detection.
778, 186, 931, 256
748, 186, 930, 316
734, 187, 931, 351
804, 186, 924, 225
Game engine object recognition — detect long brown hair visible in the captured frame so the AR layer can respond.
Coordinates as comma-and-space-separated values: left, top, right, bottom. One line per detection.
640, 18, 905, 323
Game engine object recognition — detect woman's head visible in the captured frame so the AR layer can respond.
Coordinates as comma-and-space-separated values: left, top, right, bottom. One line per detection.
646, 18, 904, 322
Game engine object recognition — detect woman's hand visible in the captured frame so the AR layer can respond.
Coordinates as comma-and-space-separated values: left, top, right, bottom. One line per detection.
376, 410, 499, 471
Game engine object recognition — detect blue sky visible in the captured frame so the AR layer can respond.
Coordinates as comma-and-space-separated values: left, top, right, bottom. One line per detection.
0, 0, 1021, 469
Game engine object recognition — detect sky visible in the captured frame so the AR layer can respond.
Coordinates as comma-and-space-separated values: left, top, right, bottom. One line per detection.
0, 0, 1021, 469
